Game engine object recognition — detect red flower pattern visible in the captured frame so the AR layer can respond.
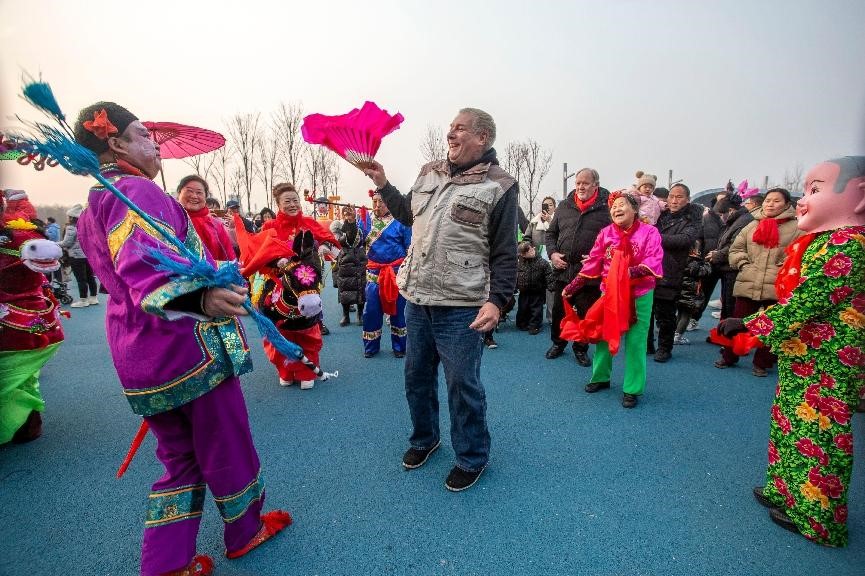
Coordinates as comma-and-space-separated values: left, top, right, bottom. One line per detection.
818, 396, 851, 426
819, 373, 836, 389
773, 476, 796, 508
834, 505, 848, 524
745, 313, 774, 336
803, 385, 823, 409
768, 440, 780, 465
823, 253, 853, 278
772, 404, 792, 434
828, 229, 852, 245
838, 345, 865, 367
798, 322, 835, 348
852, 293, 865, 314
829, 286, 853, 305
791, 359, 815, 377
795, 438, 829, 466
833, 433, 853, 455
808, 517, 830, 540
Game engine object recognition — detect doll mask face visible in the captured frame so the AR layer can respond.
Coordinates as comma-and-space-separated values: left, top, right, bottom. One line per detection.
798, 162, 865, 233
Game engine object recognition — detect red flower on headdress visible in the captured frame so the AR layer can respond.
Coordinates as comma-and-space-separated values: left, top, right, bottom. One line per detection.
607, 189, 633, 208
368, 189, 376, 198
83, 109, 119, 140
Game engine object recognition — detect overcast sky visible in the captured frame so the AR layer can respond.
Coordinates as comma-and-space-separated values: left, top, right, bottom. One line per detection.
1, 0, 863, 211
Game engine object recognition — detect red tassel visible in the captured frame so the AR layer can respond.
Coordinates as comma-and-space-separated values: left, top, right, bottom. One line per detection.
116, 420, 149, 478
226, 509, 293, 559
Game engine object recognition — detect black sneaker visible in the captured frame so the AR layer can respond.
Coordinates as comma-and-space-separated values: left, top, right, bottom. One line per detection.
653, 349, 671, 363
402, 440, 440, 469
584, 381, 610, 393
622, 393, 638, 408
574, 350, 592, 367
483, 336, 498, 349
320, 323, 330, 336
393, 350, 405, 358
445, 465, 486, 492
528, 327, 541, 335
545, 344, 565, 359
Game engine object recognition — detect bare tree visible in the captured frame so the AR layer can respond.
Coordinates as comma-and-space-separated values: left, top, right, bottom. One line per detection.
782, 162, 804, 193
502, 141, 526, 188
273, 102, 306, 188
227, 112, 261, 214
229, 167, 245, 205
256, 125, 280, 210
419, 124, 447, 164
210, 144, 233, 206
321, 152, 341, 196
181, 151, 218, 183
521, 139, 553, 217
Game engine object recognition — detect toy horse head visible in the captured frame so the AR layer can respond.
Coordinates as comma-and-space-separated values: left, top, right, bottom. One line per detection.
279, 230, 323, 319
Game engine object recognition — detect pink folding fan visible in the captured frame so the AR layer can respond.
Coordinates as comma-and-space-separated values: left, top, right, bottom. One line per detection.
301, 101, 404, 169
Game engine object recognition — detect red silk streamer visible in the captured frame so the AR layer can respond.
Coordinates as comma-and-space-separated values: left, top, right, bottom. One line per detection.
116, 420, 150, 478
367, 258, 404, 316
708, 328, 762, 356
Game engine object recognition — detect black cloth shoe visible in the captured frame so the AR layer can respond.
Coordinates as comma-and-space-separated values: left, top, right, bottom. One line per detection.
574, 350, 592, 367
622, 393, 638, 408
768, 507, 801, 535
393, 350, 405, 358
653, 349, 671, 363
320, 323, 330, 336
402, 440, 441, 469
364, 351, 377, 358
339, 315, 350, 327
584, 381, 610, 393
528, 327, 541, 335
545, 344, 565, 359
445, 465, 486, 492
753, 486, 777, 509
11, 410, 42, 444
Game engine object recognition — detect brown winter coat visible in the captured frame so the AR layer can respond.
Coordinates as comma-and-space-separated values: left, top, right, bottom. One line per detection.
728, 205, 800, 301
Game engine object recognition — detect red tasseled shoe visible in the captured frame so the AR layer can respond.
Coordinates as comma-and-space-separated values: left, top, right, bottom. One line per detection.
160, 554, 214, 576
225, 510, 293, 559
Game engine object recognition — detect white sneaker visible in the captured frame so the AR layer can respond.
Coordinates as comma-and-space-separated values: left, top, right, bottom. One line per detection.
279, 378, 294, 387
686, 319, 699, 331
708, 299, 722, 309
711, 311, 721, 319
87, 295, 99, 305
300, 380, 315, 390
674, 333, 690, 345
70, 299, 89, 308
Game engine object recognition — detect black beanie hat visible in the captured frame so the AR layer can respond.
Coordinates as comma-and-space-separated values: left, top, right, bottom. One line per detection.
74, 102, 139, 154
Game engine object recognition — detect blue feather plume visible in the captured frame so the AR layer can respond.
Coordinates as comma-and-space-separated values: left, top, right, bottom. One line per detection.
13, 123, 100, 175
22, 77, 67, 124
145, 246, 304, 360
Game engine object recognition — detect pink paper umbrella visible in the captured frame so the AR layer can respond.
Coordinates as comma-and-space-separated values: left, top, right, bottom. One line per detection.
301, 101, 404, 169
142, 121, 226, 159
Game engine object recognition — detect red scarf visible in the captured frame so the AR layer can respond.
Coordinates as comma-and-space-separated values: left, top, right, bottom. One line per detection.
574, 190, 599, 213
775, 232, 818, 302
188, 207, 232, 261
367, 259, 405, 316
559, 221, 638, 355
263, 211, 339, 246
752, 217, 792, 248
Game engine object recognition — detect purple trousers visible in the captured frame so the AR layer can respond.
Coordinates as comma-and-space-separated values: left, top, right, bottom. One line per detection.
140, 377, 264, 575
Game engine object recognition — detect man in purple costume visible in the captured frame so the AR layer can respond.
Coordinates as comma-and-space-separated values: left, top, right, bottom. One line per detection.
74, 102, 290, 576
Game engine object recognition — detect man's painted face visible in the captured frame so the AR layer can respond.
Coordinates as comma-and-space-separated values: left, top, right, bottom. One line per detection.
115, 121, 161, 179
797, 162, 865, 233
574, 170, 598, 202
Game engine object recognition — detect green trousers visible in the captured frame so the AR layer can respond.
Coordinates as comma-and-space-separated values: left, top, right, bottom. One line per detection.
0, 344, 59, 444
589, 291, 653, 396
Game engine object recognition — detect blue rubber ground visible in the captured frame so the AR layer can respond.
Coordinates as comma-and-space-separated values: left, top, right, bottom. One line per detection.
1, 279, 862, 575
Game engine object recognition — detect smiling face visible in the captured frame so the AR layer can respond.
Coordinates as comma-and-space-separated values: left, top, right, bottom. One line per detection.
277, 189, 301, 216
111, 121, 161, 179
447, 112, 487, 166
178, 179, 207, 212
761, 190, 789, 218
797, 162, 865, 233
610, 196, 637, 228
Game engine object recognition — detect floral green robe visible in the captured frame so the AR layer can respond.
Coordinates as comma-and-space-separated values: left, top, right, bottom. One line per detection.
745, 225, 865, 546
